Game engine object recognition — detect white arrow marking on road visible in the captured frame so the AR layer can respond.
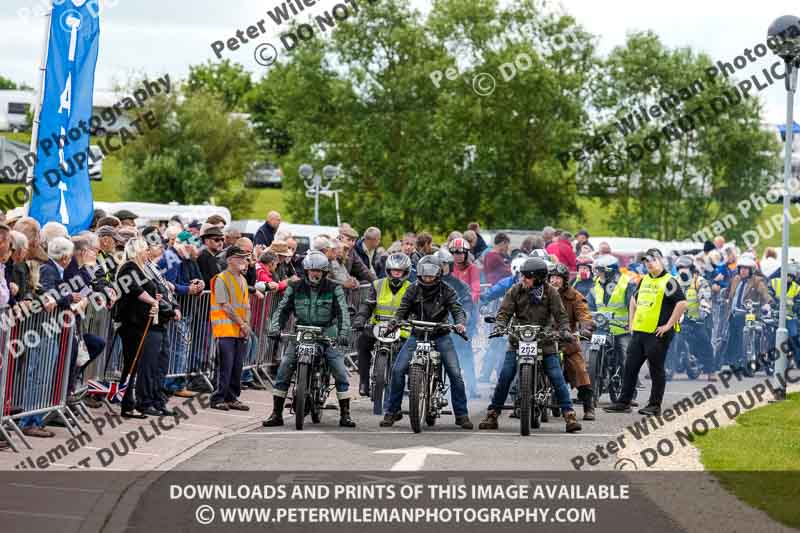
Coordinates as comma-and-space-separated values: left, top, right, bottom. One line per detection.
374, 446, 463, 471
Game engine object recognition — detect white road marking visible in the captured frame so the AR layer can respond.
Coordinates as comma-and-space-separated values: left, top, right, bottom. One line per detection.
374, 446, 463, 471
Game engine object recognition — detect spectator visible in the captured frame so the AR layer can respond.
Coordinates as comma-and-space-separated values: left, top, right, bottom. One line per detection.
198, 225, 224, 286
546, 231, 577, 272
579, 243, 593, 256
714, 235, 725, 250
253, 211, 281, 247
187, 220, 202, 237
160, 231, 205, 297
483, 232, 512, 285
401, 232, 416, 259
256, 251, 286, 292
414, 231, 434, 261
467, 222, 488, 258
761, 247, 780, 278
574, 230, 593, 255
597, 241, 612, 256
520, 235, 537, 255
338, 224, 376, 283
447, 231, 463, 243
354, 226, 383, 277
285, 236, 303, 276
268, 240, 299, 283
113, 210, 138, 228
8, 230, 30, 304
542, 226, 556, 247
223, 227, 241, 249
206, 214, 227, 227
96, 215, 121, 228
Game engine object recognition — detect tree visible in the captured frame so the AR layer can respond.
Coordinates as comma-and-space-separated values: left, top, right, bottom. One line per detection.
574, 32, 778, 242
252, 0, 596, 234
0, 76, 17, 90
186, 60, 253, 112
118, 87, 257, 217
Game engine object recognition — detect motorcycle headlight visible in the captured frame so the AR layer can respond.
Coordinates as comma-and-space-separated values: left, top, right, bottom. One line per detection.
301, 331, 315, 342
519, 326, 536, 341
595, 313, 609, 329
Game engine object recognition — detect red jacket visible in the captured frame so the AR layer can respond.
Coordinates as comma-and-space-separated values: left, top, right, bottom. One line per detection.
546, 239, 577, 272
453, 262, 481, 303
483, 250, 511, 285
256, 263, 287, 292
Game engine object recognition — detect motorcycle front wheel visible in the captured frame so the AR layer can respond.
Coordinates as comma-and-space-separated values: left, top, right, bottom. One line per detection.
519, 363, 533, 436
372, 350, 388, 416
408, 364, 427, 434
295, 363, 310, 431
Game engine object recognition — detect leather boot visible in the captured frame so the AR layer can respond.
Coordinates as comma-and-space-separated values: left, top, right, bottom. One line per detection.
478, 409, 499, 430
563, 410, 582, 433
339, 399, 356, 427
262, 396, 285, 427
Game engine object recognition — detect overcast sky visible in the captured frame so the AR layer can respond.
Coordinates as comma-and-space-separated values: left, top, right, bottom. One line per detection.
1, 0, 798, 123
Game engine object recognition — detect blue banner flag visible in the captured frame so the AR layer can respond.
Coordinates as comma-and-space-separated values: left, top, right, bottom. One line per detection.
29, 0, 100, 234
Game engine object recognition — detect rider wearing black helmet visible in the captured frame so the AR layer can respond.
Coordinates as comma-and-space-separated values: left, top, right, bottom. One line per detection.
548, 262, 596, 420
381, 255, 473, 429
352, 253, 413, 396
478, 257, 582, 433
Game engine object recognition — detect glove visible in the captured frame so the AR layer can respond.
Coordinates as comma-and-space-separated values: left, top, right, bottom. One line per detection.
488, 327, 505, 339
559, 330, 575, 344
578, 329, 592, 340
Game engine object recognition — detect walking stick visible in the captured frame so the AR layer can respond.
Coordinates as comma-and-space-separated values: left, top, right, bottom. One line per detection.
119, 313, 154, 402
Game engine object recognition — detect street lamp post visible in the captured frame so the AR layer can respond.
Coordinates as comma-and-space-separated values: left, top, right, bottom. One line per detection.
299, 163, 340, 225
767, 15, 800, 401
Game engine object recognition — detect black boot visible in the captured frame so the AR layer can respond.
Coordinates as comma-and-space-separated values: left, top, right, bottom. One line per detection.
359, 382, 370, 397
339, 398, 356, 428
578, 386, 595, 421
263, 396, 285, 427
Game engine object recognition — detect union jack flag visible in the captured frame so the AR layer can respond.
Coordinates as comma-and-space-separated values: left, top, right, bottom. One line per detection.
86, 380, 128, 403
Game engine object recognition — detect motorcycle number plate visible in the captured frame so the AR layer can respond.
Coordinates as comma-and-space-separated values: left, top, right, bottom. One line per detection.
745, 313, 756, 321
591, 334, 607, 346
416, 342, 432, 352
518, 342, 538, 356
297, 345, 316, 358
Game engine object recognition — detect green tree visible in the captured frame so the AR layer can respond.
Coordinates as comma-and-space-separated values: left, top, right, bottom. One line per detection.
0, 76, 17, 90
575, 32, 778, 241
119, 88, 257, 217
186, 60, 253, 112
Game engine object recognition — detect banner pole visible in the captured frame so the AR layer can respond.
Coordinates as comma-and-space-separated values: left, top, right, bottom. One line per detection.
24, 0, 53, 216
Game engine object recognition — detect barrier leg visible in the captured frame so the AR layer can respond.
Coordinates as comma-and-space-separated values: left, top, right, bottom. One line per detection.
58, 406, 84, 437
3, 419, 31, 451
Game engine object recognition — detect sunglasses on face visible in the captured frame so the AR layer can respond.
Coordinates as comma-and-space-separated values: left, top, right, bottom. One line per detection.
211, 238, 224, 243
522, 272, 536, 279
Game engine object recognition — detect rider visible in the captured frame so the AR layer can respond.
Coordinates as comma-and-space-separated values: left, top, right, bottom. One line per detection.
548, 262, 596, 421
724, 254, 770, 368
352, 253, 413, 397
587, 254, 637, 380
262, 251, 356, 428
573, 255, 594, 297
768, 261, 800, 367
478, 257, 582, 433
437, 247, 480, 399
674, 255, 716, 380
380, 255, 473, 429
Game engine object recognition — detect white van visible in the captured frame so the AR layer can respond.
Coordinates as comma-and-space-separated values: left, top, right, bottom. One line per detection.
229, 219, 338, 254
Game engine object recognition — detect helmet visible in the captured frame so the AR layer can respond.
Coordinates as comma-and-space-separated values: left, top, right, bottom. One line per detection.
738, 255, 757, 269
519, 257, 548, 283
548, 262, 569, 282
675, 255, 695, 272
435, 248, 454, 266
511, 254, 528, 277
593, 254, 619, 274
417, 255, 442, 286
302, 250, 330, 287
576, 255, 594, 268
448, 238, 470, 254
384, 253, 412, 289
529, 249, 549, 260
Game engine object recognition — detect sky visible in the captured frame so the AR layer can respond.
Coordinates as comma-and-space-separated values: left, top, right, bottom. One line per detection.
1, 0, 798, 124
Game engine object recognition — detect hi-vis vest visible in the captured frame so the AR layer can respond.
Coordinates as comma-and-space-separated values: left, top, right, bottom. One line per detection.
632, 273, 672, 334
594, 273, 631, 334
685, 279, 700, 320
371, 278, 410, 338
210, 270, 249, 338
770, 278, 800, 319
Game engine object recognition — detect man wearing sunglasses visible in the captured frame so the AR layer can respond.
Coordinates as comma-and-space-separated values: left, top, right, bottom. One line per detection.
198, 225, 225, 287
604, 248, 687, 416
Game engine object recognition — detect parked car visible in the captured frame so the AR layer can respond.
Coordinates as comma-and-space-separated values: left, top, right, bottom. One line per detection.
88, 145, 103, 180
245, 163, 282, 188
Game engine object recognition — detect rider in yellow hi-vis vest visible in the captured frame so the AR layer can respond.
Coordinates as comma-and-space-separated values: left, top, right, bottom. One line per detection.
604, 248, 687, 417
352, 253, 413, 397
209, 246, 253, 412
673, 255, 716, 381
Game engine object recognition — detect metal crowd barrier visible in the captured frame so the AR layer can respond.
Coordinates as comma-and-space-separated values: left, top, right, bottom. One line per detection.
0, 306, 82, 452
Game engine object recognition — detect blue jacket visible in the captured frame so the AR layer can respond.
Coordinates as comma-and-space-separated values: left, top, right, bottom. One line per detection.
158, 247, 191, 296
40, 259, 72, 309
480, 274, 515, 305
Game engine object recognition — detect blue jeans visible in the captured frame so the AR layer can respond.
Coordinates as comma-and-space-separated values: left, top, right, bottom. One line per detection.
787, 318, 800, 367
273, 342, 350, 400
164, 317, 190, 391
489, 351, 573, 412
384, 334, 468, 417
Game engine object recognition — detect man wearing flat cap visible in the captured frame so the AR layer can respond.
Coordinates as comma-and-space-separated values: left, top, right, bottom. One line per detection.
605, 248, 687, 417
338, 224, 376, 283
113, 209, 138, 228
198, 224, 225, 287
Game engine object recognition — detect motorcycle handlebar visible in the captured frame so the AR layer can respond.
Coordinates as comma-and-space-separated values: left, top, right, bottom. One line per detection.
395, 320, 469, 341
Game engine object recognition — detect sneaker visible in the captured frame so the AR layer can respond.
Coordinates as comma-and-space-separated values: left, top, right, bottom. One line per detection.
210, 402, 230, 411
22, 427, 55, 438
638, 404, 661, 416
227, 400, 250, 411
603, 402, 632, 413
455, 416, 473, 429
